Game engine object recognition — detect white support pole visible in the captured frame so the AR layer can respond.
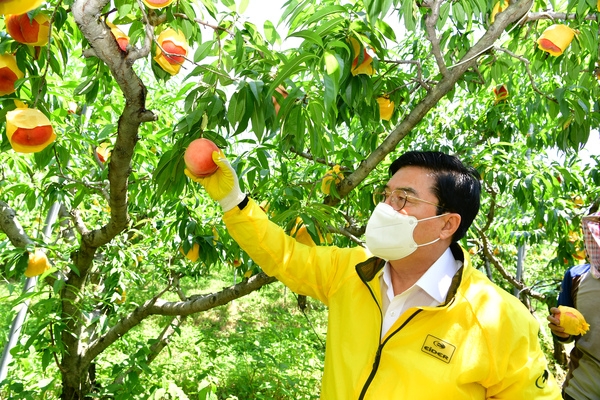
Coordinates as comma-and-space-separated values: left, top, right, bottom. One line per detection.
0, 202, 60, 383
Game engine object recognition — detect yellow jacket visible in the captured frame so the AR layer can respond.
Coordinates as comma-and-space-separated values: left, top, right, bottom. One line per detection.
223, 198, 562, 399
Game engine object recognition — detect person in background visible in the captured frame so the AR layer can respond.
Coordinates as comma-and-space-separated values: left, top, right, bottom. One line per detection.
187, 149, 561, 399
548, 204, 600, 400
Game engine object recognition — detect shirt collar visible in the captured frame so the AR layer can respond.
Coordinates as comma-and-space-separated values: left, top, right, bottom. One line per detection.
382, 247, 460, 303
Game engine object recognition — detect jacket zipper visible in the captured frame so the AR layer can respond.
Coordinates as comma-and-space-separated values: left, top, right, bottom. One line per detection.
357, 306, 423, 400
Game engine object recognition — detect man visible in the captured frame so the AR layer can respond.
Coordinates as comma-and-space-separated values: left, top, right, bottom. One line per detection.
548, 209, 600, 400
187, 149, 561, 399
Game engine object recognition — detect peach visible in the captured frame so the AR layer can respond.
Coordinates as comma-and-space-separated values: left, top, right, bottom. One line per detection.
0, 0, 43, 16
0, 53, 24, 96
162, 41, 186, 64
537, 24, 575, 56
349, 37, 374, 76
184, 138, 219, 177
6, 13, 50, 46
154, 29, 188, 75
11, 125, 53, 146
142, 0, 174, 9
6, 107, 56, 153
376, 97, 394, 121
106, 21, 129, 52
272, 86, 288, 115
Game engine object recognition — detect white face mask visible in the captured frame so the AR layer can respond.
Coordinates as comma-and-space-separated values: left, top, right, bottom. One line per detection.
365, 203, 445, 261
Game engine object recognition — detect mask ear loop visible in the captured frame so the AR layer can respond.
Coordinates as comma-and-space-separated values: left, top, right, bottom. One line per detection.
413, 213, 449, 248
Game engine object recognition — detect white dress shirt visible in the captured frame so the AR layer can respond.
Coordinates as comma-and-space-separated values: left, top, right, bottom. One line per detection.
379, 247, 462, 339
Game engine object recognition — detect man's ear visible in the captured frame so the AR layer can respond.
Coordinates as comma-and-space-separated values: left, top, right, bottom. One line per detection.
440, 213, 461, 240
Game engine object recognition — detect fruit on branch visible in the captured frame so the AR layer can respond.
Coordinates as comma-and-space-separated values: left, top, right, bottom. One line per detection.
573, 248, 587, 260
6, 12, 47, 46
115, 288, 126, 304
557, 305, 590, 336
290, 217, 332, 246
154, 28, 188, 75
142, 0, 174, 9
489, 0, 508, 24
179, 243, 200, 262
96, 143, 111, 163
272, 85, 288, 115
321, 165, 343, 195
24, 249, 51, 277
0, 53, 24, 96
6, 107, 56, 153
537, 24, 576, 56
492, 84, 508, 104
184, 138, 219, 177
106, 21, 129, 52
6, 12, 50, 46
349, 37, 374, 76
0, 0, 43, 16
376, 97, 394, 120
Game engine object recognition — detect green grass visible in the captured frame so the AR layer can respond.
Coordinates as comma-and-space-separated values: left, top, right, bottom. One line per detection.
110, 276, 327, 399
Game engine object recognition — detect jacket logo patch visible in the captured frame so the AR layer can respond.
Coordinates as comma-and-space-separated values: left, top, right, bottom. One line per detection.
421, 334, 455, 364
536, 370, 549, 389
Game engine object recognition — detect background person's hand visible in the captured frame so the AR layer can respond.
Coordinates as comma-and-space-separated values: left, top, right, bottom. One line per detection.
185, 150, 245, 212
547, 307, 570, 339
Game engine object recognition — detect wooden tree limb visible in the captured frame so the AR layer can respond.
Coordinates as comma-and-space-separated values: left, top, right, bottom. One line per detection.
476, 226, 545, 301
423, 0, 449, 77
0, 201, 33, 248
523, 11, 597, 22
332, 0, 534, 206
81, 272, 277, 371
493, 46, 557, 103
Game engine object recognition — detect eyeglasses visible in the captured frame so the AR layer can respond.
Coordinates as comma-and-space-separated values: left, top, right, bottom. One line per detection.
373, 189, 443, 211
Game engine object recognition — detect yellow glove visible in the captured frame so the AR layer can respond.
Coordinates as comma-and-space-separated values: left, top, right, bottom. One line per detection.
184, 150, 245, 212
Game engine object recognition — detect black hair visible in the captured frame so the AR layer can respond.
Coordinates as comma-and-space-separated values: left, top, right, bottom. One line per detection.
388, 151, 481, 242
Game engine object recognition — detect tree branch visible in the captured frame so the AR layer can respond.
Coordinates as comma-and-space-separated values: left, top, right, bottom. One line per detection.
423, 0, 449, 77
522, 11, 597, 22
493, 46, 557, 103
332, 0, 535, 206
82, 272, 277, 370
476, 227, 545, 301
0, 201, 33, 248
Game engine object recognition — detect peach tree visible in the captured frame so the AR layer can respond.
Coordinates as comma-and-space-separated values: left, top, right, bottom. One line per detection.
0, 0, 599, 397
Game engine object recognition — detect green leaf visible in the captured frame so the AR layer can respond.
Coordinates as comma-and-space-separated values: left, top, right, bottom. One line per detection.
193, 40, 215, 63
287, 30, 324, 48
269, 53, 318, 95
304, 5, 348, 27
228, 88, 247, 126
401, 0, 417, 31
264, 20, 281, 45
375, 19, 396, 41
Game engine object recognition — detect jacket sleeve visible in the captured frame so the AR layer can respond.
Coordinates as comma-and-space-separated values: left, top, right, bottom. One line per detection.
484, 304, 562, 400
222, 198, 369, 305
557, 267, 575, 307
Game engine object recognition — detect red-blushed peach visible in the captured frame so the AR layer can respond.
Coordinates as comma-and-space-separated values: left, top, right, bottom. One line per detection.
6, 107, 56, 153
272, 86, 288, 115
142, 0, 174, 9
184, 138, 219, 177
6, 13, 50, 46
106, 21, 129, 52
537, 24, 576, 56
154, 29, 188, 75
0, 53, 24, 96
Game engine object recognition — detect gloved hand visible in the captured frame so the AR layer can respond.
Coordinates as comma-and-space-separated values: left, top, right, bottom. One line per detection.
184, 150, 245, 212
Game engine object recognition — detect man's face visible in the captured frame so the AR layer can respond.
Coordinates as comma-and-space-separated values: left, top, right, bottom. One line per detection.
385, 166, 445, 246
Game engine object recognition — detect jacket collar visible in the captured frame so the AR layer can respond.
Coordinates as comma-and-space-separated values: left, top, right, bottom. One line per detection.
355, 243, 467, 305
